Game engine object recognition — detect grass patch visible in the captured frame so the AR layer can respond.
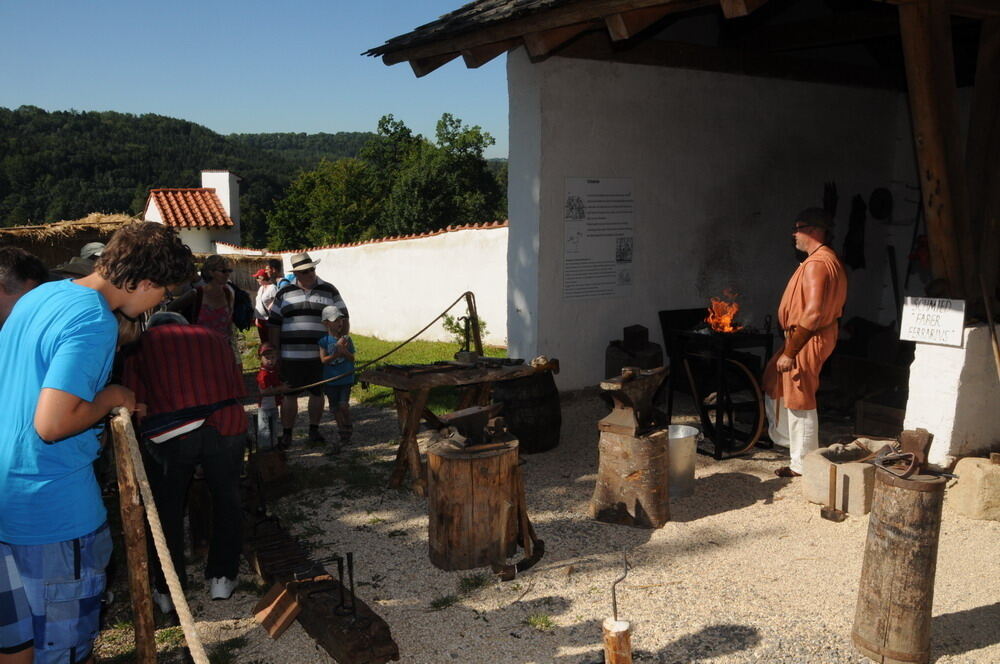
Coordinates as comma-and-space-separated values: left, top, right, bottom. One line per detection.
429, 594, 460, 611
458, 572, 492, 594
525, 613, 556, 631
155, 626, 186, 648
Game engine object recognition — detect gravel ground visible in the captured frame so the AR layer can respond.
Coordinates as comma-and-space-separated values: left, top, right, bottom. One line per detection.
141, 391, 999, 664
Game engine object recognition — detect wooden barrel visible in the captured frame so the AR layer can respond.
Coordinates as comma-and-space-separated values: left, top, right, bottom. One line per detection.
491, 371, 561, 453
426, 438, 519, 570
590, 428, 671, 528
852, 470, 947, 664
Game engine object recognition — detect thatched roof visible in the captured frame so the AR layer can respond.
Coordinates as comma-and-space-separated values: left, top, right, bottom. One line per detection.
0, 213, 136, 242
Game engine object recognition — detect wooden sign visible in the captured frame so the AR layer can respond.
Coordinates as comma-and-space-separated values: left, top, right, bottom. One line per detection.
899, 297, 965, 347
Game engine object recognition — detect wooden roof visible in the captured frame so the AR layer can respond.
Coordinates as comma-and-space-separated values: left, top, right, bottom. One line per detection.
365, 0, 994, 87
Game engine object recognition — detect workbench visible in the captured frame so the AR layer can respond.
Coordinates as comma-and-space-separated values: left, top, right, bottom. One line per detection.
360, 360, 557, 495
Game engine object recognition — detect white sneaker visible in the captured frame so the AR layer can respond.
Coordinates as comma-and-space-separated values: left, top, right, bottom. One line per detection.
152, 589, 174, 613
209, 576, 237, 600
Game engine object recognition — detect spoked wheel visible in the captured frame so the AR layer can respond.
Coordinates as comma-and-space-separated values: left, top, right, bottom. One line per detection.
683, 354, 765, 456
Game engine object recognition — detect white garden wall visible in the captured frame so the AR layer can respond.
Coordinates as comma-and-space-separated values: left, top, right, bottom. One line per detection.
255, 225, 510, 347
507, 47, 907, 390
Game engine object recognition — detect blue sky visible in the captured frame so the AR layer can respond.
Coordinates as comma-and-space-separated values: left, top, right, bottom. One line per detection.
0, 1, 510, 158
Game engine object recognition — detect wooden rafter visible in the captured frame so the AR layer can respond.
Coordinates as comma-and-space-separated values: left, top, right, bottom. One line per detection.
605, 5, 682, 41
410, 52, 460, 77
554, 30, 901, 89
524, 22, 595, 58
380, 0, 718, 65
461, 39, 518, 68
720, 0, 769, 18
881, 0, 1000, 19
738, 10, 900, 52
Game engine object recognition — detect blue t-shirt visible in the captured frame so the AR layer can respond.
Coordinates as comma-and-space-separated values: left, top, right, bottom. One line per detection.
318, 334, 355, 386
0, 279, 117, 544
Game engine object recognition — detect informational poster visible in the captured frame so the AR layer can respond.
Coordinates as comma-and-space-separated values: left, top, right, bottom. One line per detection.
563, 177, 634, 300
899, 297, 965, 347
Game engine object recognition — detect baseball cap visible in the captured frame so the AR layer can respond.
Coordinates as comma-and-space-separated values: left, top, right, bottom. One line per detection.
253, 268, 268, 278
321, 306, 344, 322
80, 242, 105, 260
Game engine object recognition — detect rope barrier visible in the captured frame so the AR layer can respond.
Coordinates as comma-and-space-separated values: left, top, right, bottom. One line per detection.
111, 408, 211, 664
269, 290, 477, 395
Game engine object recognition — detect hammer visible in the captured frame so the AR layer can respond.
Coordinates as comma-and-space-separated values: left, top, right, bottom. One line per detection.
820, 464, 847, 522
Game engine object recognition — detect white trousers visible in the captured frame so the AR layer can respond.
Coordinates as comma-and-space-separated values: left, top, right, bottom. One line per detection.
764, 394, 818, 473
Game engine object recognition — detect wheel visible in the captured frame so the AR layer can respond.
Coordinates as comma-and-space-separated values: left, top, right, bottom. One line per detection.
683, 354, 765, 456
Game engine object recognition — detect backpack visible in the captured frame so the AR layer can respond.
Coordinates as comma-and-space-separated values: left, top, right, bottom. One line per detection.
230, 282, 255, 330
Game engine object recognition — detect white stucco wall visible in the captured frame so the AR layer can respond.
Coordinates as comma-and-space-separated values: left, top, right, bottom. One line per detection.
278, 227, 509, 346
904, 325, 1000, 466
507, 47, 906, 389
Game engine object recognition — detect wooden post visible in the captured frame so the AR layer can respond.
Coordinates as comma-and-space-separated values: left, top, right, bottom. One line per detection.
966, 17, 1000, 314
602, 618, 633, 664
110, 415, 157, 664
898, 0, 971, 298
852, 471, 947, 664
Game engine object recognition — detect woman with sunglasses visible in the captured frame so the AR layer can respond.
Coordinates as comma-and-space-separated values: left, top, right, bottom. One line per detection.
167, 255, 238, 357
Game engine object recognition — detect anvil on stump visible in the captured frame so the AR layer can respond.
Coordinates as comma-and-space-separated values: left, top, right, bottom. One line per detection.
590, 367, 673, 528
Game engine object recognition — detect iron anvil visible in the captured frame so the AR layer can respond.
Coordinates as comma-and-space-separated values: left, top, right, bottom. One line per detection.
598, 366, 668, 436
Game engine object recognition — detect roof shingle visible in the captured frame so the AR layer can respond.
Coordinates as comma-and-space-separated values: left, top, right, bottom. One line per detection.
148, 188, 233, 228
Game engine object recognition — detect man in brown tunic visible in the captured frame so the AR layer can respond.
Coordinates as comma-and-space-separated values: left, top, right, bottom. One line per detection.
762, 208, 848, 477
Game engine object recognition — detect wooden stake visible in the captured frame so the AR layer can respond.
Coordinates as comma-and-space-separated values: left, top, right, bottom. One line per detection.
110, 416, 157, 664
602, 617, 633, 664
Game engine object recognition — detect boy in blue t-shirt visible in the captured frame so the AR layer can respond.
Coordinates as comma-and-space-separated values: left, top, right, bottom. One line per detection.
0, 222, 193, 664
318, 305, 355, 453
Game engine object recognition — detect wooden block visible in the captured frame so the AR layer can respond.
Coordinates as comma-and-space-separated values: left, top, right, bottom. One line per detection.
991, 452, 1000, 465
254, 582, 301, 639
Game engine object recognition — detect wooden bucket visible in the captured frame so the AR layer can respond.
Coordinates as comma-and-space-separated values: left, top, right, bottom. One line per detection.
852, 470, 947, 664
491, 371, 561, 453
426, 438, 520, 570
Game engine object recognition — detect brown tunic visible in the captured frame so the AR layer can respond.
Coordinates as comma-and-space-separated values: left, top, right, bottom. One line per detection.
763, 245, 848, 410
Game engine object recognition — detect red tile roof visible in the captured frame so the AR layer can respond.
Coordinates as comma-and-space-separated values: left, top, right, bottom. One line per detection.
146, 188, 233, 228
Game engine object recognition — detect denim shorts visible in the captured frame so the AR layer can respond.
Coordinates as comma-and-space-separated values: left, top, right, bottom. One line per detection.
0, 522, 112, 663
324, 383, 351, 406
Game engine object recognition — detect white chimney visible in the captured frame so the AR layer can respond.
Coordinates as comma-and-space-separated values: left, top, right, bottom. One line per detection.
201, 170, 241, 229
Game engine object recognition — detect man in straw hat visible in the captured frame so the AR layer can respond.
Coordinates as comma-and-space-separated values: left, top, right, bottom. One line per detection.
268, 251, 349, 449
762, 207, 848, 478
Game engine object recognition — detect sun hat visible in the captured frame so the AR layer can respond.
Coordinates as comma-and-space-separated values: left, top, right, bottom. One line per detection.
794, 207, 834, 230
80, 242, 105, 260
321, 305, 344, 322
289, 252, 320, 272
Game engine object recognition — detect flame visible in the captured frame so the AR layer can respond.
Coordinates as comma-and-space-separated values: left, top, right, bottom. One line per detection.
706, 292, 743, 333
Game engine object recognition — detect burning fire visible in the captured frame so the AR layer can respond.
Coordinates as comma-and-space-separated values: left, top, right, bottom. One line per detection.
706, 290, 743, 333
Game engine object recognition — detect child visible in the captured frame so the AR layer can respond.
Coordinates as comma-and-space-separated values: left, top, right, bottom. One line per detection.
0, 222, 193, 664
256, 342, 285, 450
318, 305, 355, 453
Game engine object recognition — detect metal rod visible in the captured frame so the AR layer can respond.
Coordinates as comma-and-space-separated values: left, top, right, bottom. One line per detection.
611, 550, 630, 622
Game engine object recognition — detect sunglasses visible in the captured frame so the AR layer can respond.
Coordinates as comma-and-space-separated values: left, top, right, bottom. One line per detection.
296, 268, 316, 274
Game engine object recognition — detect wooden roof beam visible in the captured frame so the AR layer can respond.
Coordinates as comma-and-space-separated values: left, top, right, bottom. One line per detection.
605, 5, 687, 41
738, 10, 901, 51
379, 0, 725, 65
461, 39, 518, 68
879, 0, 1000, 19
720, 0, 770, 19
523, 22, 595, 58
409, 52, 460, 77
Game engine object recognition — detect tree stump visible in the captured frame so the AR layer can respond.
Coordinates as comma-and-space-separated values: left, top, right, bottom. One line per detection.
427, 437, 519, 570
852, 470, 947, 664
602, 618, 633, 664
590, 429, 671, 528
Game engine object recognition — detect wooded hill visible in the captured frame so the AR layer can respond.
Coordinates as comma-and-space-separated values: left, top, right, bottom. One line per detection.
0, 106, 375, 246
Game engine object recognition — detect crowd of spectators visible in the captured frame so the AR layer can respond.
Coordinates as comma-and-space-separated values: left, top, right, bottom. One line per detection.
0, 228, 353, 662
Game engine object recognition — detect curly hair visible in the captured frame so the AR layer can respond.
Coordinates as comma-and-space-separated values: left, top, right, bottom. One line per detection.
95, 222, 194, 291
0, 246, 48, 293
199, 254, 231, 282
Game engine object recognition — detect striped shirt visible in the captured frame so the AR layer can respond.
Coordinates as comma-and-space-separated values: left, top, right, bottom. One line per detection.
267, 278, 349, 361
122, 324, 247, 436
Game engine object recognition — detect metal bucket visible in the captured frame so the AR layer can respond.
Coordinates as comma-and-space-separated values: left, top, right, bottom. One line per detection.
668, 425, 698, 498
